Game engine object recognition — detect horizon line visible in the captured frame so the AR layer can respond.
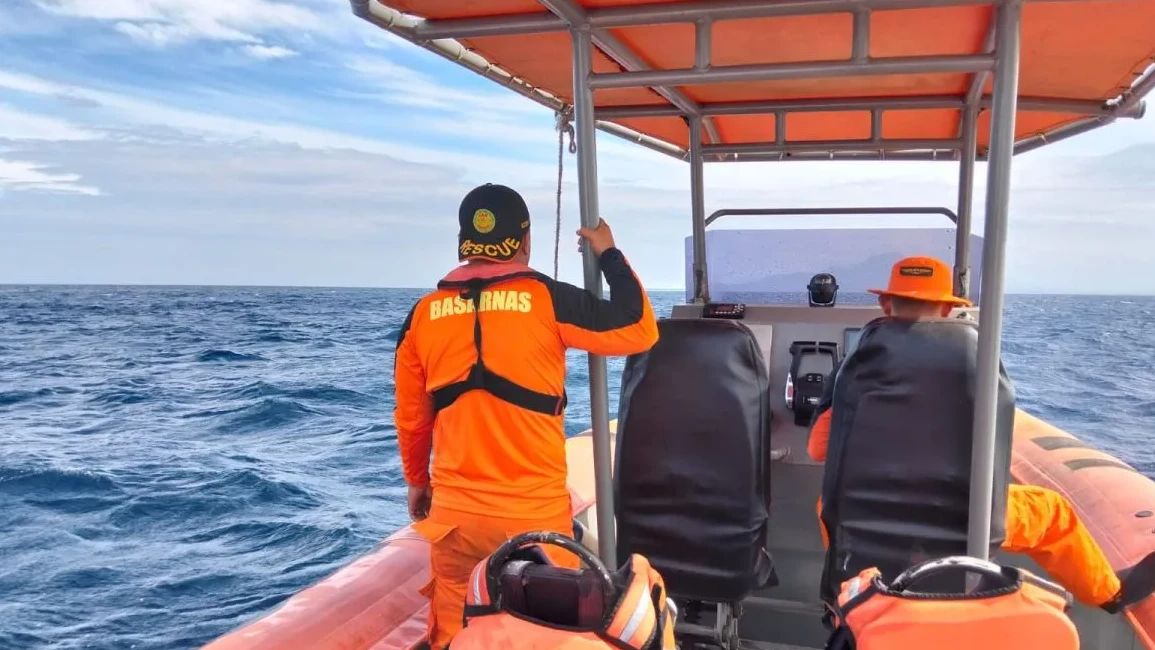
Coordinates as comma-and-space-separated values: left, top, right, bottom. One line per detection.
2, 282, 1153, 298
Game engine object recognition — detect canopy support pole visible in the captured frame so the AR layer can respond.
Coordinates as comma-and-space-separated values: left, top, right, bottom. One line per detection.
967, 0, 1022, 562
571, 27, 617, 569
690, 115, 709, 304
954, 105, 978, 299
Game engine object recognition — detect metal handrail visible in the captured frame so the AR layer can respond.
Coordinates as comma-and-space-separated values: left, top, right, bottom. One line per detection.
704, 206, 959, 227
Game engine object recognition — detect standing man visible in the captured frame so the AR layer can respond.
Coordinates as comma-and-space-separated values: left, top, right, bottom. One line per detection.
393, 183, 659, 649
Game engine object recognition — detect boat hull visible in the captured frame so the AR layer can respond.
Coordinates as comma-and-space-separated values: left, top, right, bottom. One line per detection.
205, 413, 1154, 649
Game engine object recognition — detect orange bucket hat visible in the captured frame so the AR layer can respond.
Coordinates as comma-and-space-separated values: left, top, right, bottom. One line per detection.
868, 255, 973, 306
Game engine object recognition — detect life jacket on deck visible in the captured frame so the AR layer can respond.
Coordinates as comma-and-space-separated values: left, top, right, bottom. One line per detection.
825, 556, 1079, 650
432, 273, 567, 417
450, 532, 677, 650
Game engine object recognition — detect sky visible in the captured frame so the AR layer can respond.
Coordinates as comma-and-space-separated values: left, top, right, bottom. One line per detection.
1, 1, 1154, 293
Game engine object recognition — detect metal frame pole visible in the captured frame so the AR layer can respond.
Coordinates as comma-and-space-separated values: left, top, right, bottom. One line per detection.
410, 0, 1085, 39
967, 0, 1022, 561
955, 105, 978, 299
594, 95, 1116, 120
704, 138, 963, 156
571, 27, 618, 568
690, 116, 709, 304
588, 54, 994, 89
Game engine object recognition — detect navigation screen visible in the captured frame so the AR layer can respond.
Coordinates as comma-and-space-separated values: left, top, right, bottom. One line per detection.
844, 328, 863, 356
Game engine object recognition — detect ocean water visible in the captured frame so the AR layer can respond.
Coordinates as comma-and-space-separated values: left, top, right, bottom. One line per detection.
2, 285, 1153, 650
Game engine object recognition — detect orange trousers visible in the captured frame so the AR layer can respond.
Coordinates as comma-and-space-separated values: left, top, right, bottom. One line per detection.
414, 503, 578, 650
817, 483, 1121, 607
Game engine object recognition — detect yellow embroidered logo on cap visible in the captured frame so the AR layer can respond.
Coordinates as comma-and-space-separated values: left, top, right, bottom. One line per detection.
472, 209, 496, 234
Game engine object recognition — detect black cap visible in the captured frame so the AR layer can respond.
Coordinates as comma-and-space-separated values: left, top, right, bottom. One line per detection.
458, 184, 530, 263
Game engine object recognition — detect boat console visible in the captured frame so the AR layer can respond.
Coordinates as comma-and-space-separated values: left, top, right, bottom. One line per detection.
661, 299, 979, 646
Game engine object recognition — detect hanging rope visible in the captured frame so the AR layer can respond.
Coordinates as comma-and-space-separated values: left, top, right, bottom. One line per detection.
554, 107, 576, 280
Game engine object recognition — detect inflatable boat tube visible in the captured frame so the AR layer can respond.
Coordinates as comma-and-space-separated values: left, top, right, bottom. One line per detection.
1011, 410, 1155, 648
203, 427, 611, 650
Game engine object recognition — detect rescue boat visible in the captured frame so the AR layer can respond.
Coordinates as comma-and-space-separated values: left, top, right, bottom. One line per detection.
204, 1, 1155, 648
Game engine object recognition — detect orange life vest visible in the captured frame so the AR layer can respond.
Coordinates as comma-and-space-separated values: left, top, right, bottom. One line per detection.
826, 556, 1079, 650
452, 549, 677, 650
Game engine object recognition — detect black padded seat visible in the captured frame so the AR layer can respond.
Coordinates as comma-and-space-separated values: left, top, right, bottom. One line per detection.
818, 317, 1015, 603
614, 317, 775, 603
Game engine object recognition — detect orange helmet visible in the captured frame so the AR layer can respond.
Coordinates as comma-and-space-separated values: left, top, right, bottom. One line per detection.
867, 256, 972, 307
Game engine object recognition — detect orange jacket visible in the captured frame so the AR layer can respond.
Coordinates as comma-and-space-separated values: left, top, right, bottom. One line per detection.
393, 248, 658, 520
809, 405, 1123, 607
808, 408, 833, 462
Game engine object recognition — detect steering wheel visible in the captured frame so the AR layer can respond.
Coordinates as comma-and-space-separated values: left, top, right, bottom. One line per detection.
484, 531, 617, 612
889, 556, 1017, 593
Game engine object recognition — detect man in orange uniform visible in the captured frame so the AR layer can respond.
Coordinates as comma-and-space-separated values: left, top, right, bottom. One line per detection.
808, 255, 1155, 614
393, 183, 659, 649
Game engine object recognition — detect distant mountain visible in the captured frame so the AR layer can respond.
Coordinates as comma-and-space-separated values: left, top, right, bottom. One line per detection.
714, 251, 901, 293
684, 228, 984, 300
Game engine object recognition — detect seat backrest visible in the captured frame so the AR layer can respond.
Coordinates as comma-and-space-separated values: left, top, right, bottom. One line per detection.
819, 317, 1015, 602
614, 317, 772, 602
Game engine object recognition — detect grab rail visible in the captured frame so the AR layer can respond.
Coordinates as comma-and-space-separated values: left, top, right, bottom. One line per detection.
704, 206, 958, 227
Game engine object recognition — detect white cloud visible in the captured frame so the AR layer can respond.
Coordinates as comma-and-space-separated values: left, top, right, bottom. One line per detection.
343, 58, 539, 116
0, 69, 562, 181
4, 8, 1155, 291
114, 20, 255, 46
241, 44, 298, 60
2, 105, 1154, 291
0, 157, 100, 195
0, 104, 98, 141
35, 0, 325, 55
36, 0, 324, 36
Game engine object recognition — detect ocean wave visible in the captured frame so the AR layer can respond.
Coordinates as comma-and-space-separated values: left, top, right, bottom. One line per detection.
1134, 401, 1155, 418
0, 466, 123, 497
222, 381, 284, 400
198, 469, 320, 506
180, 398, 325, 433
46, 567, 125, 590
346, 422, 392, 437
149, 571, 241, 598
253, 332, 297, 343
196, 349, 266, 363
0, 386, 79, 406
88, 387, 153, 405
290, 385, 374, 406
180, 521, 346, 549
214, 398, 326, 433
0, 631, 51, 649
221, 382, 372, 407
5, 287, 1154, 650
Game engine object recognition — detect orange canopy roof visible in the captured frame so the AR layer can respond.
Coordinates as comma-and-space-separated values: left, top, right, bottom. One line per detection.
354, 0, 1155, 161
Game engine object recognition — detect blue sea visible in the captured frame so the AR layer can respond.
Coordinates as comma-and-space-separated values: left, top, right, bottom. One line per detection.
2, 286, 1154, 650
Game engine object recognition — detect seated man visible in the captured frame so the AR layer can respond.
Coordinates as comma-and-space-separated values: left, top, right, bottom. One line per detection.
809, 255, 1155, 614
